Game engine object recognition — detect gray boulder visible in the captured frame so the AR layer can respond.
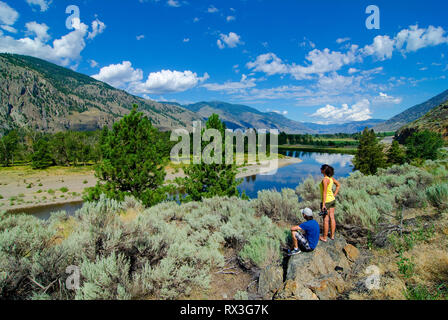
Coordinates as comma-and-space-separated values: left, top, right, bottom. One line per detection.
275, 237, 354, 300
257, 265, 284, 299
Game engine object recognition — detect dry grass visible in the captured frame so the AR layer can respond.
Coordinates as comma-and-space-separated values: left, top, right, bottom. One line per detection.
349, 211, 448, 300
181, 249, 254, 300
119, 208, 140, 223
53, 217, 78, 245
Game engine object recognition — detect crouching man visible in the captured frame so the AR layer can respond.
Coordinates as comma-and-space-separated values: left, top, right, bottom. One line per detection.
289, 208, 320, 256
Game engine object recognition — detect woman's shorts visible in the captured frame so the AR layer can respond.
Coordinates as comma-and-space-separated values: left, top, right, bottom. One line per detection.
321, 200, 336, 209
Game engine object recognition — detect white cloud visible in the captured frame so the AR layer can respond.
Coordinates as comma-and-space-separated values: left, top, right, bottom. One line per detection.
336, 37, 350, 44
247, 46, 360, 80
183, 38, 190, 42
26, 0, 52, 12
311, 99, 372, 123
136, 34, 145, 40
0, 18, 90, 66
88, 59, 98, 68
203, 74, 257, 93
267, 109, 288, 115
226, 16, 235, 22
290, 45, 360, 80
92, 61, 143, 87
92, 60, 209, 94
0, 1, 19, 26
246, 53, 288, 75
312, 153, 354, 167
396, 25, 448, 52
362, 25, 448, 60
374, 92, 402, 104
131, 70, 209, 94
87, 19, 106, 40
167, 0, 181, 7
299, 37, 315, 49
236, 85, 310, 102
1, 24, 16, 33
246, 24, 448, 83
362, 35, 395, 60
361, 66, 383, 76
25, 21, 50, 42
217, 32, 242, 49
208, 6, 218, 13
317, 72, 361, 93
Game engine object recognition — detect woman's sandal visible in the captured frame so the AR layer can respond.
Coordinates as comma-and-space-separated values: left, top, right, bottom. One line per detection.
319, 236, 328, 242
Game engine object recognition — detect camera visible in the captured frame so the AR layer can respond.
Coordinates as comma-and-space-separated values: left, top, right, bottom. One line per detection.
319, 208, 328, 217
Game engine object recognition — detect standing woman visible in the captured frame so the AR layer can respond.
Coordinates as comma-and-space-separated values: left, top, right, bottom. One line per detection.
319, 164, 340, 242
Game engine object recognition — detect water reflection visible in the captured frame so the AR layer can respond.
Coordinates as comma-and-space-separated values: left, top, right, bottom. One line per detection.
312, 153, 354, 167
238, 151, 354, 198
12, 151, 354, 219
7, 201, 83, 220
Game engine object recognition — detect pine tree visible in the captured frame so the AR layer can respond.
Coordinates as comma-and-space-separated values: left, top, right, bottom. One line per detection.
353, 128, 386, 175
31, 139, 53, 169
386, 140, 406, 165
85, 106, 168, 207
405, 130, 444, 161
180, 114, 241, 202
0, 130, 19, 167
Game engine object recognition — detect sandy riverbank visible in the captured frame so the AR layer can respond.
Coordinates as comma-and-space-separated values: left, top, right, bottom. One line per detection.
0, 157, 302, 212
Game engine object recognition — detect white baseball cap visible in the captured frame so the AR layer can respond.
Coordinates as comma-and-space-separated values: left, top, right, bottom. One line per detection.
301, 208, 313, 217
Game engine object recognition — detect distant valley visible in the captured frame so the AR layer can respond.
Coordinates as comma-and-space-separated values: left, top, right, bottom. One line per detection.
173, 101, 386, 134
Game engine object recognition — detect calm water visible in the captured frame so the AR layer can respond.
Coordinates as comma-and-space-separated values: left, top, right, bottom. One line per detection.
9, 151, 354, 219
7, 201, 83, 220
237, 150, 354, 198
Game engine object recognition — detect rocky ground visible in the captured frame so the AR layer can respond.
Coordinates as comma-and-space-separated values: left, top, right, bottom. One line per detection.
257, 237, 366, 300
250, 208, 448, 300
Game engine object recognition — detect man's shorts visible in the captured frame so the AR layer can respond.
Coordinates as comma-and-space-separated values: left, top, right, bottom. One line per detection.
321, 200, 336, 210
294, 232, 313, 252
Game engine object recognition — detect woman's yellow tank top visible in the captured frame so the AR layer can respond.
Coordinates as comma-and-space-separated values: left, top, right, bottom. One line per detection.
320, 177, 335, 203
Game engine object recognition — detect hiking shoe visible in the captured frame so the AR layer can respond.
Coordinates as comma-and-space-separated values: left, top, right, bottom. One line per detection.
288, 248, 301, 256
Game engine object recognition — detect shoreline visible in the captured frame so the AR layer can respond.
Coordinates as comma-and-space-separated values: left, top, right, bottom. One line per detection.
278, 145, 357, 154
1, 157, 301, 213
236, 157, 302, 179
5, 199, 84, 214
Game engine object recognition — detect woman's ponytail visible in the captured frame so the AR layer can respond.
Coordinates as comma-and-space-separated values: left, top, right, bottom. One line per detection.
321, 164, 334, 177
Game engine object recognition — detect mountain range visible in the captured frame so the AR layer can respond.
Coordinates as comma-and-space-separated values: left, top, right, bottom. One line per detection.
178, 101, 386, 134
397, 99, 448, 142
373, 89, 448, 132
1, 53, 446, 137
0, 53, 201, 134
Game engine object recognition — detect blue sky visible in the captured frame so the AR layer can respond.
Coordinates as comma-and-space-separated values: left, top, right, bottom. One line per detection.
1, 0, 447, 124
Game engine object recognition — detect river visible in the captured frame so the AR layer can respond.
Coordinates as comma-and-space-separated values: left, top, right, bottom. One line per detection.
10, 150, 354, 219
237, 150, 354, 198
